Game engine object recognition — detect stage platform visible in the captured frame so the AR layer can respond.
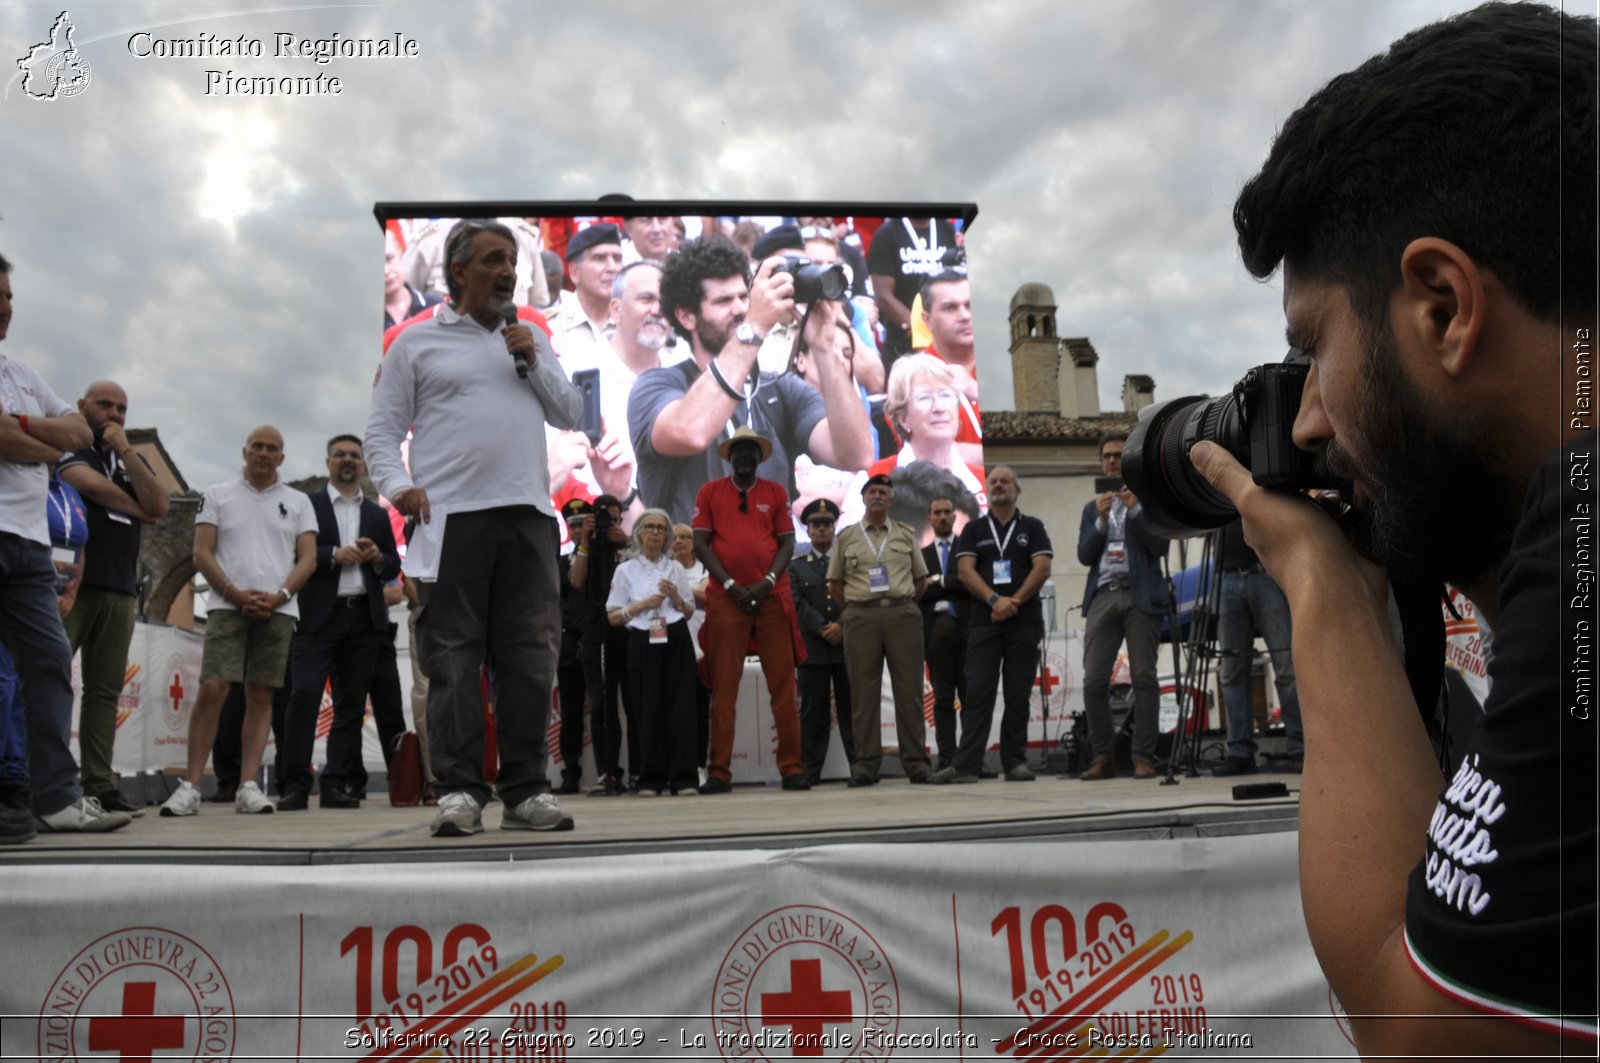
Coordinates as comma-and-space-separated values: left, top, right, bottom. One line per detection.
0, 767, 1301, 867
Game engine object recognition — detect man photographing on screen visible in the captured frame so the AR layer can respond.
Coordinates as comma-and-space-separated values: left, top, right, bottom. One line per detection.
1191, 3, 1596, 1052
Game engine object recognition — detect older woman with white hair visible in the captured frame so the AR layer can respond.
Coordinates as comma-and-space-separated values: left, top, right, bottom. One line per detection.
606, 508, 700, 796
841, 353, 988, 526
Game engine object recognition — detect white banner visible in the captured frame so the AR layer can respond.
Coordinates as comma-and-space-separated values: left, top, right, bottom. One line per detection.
0, 831, 1357, 1060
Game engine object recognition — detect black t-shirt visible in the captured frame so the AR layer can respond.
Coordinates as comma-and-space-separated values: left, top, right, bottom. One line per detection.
579, 528, 629, 633
628, 360, 825, 526
1403, 431, 1597, 1032
953, 511, 1053, 629
56, 445, 142, 596
866, 218, 959, 333
1216, 518, 1259, 570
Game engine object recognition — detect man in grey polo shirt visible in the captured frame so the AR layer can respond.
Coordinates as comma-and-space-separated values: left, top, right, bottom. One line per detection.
161, 425, 317, 817
368, 219, 585, 838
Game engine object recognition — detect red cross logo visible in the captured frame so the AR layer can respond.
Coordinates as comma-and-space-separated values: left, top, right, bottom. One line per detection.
760, 958, 852, 1056
87, 981, 186, 1061
1034, 665, 1061, 698
168, 673, 185, 713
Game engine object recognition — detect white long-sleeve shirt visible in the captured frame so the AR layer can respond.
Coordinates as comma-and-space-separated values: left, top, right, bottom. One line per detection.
366, 303, 582, 579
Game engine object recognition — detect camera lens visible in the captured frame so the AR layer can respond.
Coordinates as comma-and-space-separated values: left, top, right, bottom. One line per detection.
783, 257, 848, 303
1123, 392, 1249, 538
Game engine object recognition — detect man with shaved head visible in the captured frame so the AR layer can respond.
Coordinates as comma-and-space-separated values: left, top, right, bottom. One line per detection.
58, 380, 171, 814
160, 425, 317, 818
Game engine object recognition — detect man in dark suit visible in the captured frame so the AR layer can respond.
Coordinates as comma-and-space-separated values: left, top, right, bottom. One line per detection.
279, 435, 401, 810
920, 494, 970, 771
787, 499, 854, 784
1076, 433, 1170, 781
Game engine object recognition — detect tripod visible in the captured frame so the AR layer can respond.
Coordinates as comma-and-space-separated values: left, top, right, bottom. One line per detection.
1159, 531, 1225, 783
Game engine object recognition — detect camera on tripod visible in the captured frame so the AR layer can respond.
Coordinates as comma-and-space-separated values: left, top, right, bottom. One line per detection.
1122, 349, 1342, 538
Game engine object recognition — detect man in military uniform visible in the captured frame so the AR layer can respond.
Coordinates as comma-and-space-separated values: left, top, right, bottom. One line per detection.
787, 499, 854, 784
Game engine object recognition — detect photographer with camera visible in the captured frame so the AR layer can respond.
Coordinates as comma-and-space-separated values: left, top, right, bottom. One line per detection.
629, 237, 872, 524
568, 494, 637, 797
1076, 434, 1169, 782
1155, 3, 1596, 1052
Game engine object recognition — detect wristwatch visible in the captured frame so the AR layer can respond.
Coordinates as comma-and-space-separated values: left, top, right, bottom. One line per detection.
722, 577, 737, 591
278, 587, 295, 605
733, 322, 766, 346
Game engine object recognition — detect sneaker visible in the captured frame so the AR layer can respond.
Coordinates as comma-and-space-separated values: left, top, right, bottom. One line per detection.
0, 797, 36, 844
160, 780, 202, 817
431, 791, 483, 837
502, 793, 575, 832
929, 766, 980, 785
93, 790, 147, 817
37, 795, 133, 833
636, 788, 659, 798
1005, 765, 1037, 782
234, 781, 274, 814
698, 777, 732, 795
1212, 755, 1258, 778
586, 774, 624, 798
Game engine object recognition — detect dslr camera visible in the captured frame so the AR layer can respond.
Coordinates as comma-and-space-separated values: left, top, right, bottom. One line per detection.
775, 256, 847, 303
1122, 349, 1341, 538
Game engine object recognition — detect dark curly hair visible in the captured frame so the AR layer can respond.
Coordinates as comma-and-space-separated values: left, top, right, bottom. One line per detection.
1234, 1, 1596, 331
659, 237, 752, 345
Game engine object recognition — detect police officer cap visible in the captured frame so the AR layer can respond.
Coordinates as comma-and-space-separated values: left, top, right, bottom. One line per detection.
565, 224, 622, 262
800, 499, 840, 523
860, 473, 894, 496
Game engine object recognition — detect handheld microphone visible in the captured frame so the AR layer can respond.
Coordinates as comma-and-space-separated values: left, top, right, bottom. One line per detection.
501, 303, 529, 379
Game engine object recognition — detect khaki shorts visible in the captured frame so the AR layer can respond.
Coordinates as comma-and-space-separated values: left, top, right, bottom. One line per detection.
200, 610, 296, 686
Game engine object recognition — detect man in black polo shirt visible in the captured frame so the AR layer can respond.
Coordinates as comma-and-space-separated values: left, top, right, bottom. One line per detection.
932, 466, 1053, 784
58, 380, 170, 815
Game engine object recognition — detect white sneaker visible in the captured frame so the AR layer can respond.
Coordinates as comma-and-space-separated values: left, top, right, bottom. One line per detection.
37, 795, 133, 833
431, 791, 483, 837
234, 781, 274, 814
159, 781, 201, 818
502, 792, 575, 832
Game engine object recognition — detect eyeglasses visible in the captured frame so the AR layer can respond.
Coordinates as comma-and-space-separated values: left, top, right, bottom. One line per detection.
1102, 450, 1125, 462
640, 524, 669, 534
910, 389, 959, 410
798, 226, 837, 245
738, 489, 748, 513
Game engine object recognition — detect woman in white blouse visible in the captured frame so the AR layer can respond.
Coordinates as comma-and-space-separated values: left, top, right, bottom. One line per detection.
606, 509, 700, 796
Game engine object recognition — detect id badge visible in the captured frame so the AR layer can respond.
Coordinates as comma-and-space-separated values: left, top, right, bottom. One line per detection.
106, 511, 133, 525
52, 546, 76, 566
868, 564, 890, 594
1105, 543, 1127, 566
991, 559, 1012, 585
648, 618, 668, 644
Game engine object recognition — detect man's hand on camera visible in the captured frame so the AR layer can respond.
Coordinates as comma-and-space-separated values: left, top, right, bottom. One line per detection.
1117, 487, 1139, 511
1189, 441, 1386, 607
747, 258, 797, 334
1095, 493, 1114, 520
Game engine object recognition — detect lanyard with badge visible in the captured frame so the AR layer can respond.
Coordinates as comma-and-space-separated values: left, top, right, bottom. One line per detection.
48, 482, 78, 567
987, 514, 1018, 586
864, 520, 895, 594
645, 556, 672, 644
102, 449, 134, 525
1104, 503, 1127, 567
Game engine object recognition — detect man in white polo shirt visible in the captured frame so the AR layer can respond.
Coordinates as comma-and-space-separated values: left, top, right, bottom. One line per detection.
367, 220, 585, 838
161, 424, 317, 817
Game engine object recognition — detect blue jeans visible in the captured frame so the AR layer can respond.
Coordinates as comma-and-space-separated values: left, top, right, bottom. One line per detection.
0, 533, 82, 813
1218, 566, 1302, 757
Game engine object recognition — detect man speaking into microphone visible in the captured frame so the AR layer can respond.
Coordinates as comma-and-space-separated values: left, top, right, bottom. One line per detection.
367, 220, 584, 838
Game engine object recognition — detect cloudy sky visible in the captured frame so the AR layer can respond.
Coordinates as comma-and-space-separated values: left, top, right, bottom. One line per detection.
0, 0, 1519, 490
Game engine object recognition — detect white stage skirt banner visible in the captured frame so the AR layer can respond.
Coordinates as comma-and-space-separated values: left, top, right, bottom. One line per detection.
0, 831, 1357, 1060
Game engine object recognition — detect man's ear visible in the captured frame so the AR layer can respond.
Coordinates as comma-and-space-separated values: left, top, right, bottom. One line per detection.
674, 306, 697, 336
1396, 237, 1486, 378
